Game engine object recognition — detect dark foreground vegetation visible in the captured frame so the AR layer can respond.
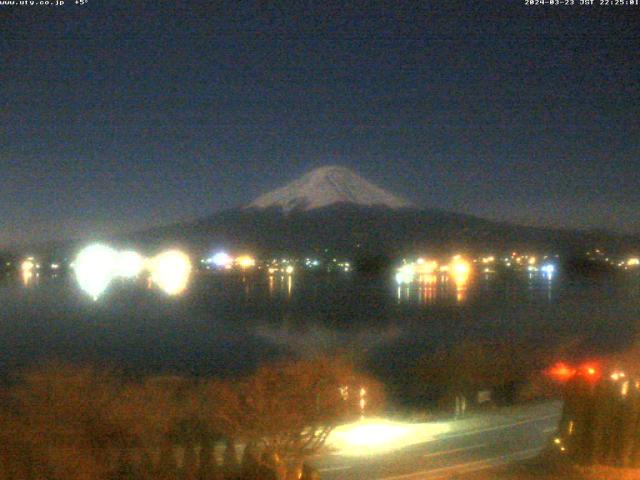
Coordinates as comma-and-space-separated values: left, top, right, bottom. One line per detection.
4, 337, 640, 480
0, 358, 383, 480
457, 342, 640, 479
558, 346, 640, 469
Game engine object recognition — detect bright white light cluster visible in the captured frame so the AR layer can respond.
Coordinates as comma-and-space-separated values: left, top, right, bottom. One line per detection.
74, 244, 120, 300
326, 417, 450, 457
73, 244, 192, 300
204, 252, 256, 270
395, 255, 470, 286
541, 263, 555, 277
210, 252, 232, 268
395, 264, 415, 284
116, 250, 145, 279
148, 250, 192, 296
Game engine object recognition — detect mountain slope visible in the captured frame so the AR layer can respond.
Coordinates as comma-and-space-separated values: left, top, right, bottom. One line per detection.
127, 202, 634, 259
112, 168, 638, 259
248, 166, 412, 211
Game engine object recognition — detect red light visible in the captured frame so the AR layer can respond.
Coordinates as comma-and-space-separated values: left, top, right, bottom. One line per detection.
547, 362, 576, 382
578, 362, 601, 382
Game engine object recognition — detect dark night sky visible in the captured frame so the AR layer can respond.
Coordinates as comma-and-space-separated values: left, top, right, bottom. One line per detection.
1, 1, 639, 246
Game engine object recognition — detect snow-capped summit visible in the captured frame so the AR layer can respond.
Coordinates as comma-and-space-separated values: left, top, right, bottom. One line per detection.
248, 166, 412, 212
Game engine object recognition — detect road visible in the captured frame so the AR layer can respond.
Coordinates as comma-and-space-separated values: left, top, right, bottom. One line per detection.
311, 401, 563, 480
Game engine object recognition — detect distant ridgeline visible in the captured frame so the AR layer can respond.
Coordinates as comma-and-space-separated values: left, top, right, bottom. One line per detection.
126, 205, 637, 260
7, 167, 639, 262
125, 166, 639, 258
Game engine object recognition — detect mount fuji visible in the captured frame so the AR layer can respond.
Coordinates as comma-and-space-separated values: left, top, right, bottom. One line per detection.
248, 166, 412, 212
119, 166, 633, 261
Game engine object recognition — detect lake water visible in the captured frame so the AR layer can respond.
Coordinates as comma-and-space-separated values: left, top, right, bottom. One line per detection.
1, 269, 639, 403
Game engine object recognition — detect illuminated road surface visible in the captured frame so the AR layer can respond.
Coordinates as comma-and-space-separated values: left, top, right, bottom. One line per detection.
312, 401, 562, 479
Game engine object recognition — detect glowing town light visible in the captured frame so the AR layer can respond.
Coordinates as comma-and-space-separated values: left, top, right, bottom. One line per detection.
610, 371, 626, 381
149, 250, 192, 295
627, 258, 640, 267
339, 385, 349, 400
116, 250, 145, 279
395, 264, 415, 284
578, 362, 601, 383
546, 362, 576, 383
395, 272, 408, 284
415, 260, 438, 275
21, 259, 34, 273
235, 255, 256, 269
210, 251, 232, 268
541, 264, 555, 276
528, 256, 537, 265
621, 381, 630, 397
450, 256, 469, 273
449, 256, 470, 283
21, 258, 35, 286
418, 273, 436, 285
285, 265, 294, 275
74, 244, 119, 300
481, 256, 495, 264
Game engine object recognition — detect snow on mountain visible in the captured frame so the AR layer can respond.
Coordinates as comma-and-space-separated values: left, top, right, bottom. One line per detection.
248, 166, 412, 212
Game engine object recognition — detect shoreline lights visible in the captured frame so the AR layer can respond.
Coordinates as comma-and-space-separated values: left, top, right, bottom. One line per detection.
73, 244, 192, 299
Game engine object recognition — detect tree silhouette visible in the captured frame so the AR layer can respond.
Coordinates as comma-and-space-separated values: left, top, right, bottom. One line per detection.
5, 363, 129, 480
232, 357, 384, 479
559, 346, 640, 468
0, 357, 384, 480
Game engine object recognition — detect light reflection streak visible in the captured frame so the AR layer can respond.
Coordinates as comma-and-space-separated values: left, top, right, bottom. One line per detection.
21, 259, 35, 286
268, 274, 275, 297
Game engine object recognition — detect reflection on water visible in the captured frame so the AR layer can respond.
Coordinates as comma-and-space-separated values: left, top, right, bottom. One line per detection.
395, 268, 561, 306
14, 265, 561, 307
418, 275, 437, 304
397, 275, 462, 304
1, 267, 639, 400
20, 258, 37, 286
267, 273, 294, 299
396, 256, 473, 304
21, 269, 34, 286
